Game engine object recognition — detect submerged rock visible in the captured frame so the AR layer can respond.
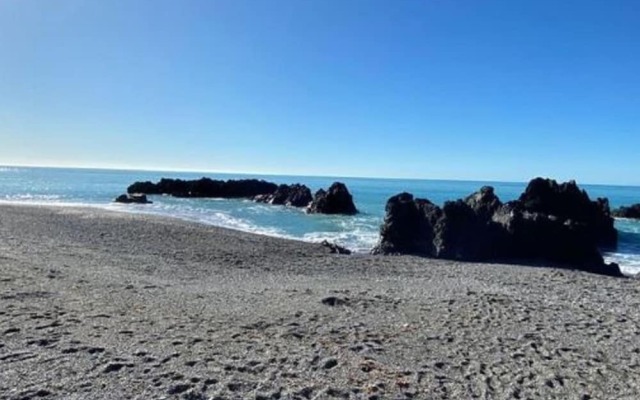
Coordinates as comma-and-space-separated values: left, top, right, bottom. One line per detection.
114, 193, 152, 204
373, 178, 622, 277
612, 204, 640, 219
307, 182, 358, 215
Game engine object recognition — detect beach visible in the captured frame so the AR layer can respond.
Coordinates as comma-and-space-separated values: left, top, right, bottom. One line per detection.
1, 204, 639, 399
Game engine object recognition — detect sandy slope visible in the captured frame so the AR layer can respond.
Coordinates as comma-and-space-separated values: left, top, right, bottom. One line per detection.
1, 205, 639, 400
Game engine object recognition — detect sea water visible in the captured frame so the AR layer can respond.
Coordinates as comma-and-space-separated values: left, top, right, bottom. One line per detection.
1, 166, 639, 275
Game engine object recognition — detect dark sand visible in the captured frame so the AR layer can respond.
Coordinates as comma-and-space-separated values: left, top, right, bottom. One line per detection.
1, 205, 639, 399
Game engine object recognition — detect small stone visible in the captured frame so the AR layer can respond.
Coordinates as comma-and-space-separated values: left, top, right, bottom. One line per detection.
103, 363, 125, 373
203, 378, 218, 386
323, 357, 338, 369
167, 384, 192, 395
321, 297, 347, 306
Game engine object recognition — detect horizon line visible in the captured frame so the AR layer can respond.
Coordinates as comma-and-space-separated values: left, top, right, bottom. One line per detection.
1, 162, 638, 188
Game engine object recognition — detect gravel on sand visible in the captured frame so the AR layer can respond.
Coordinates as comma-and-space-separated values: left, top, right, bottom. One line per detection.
1, 205, 639, 399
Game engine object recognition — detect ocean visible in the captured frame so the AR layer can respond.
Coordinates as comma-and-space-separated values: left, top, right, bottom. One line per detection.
1, 166, 639, 275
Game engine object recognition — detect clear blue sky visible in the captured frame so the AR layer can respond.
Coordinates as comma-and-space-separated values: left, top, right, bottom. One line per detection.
1, 1, 639, 184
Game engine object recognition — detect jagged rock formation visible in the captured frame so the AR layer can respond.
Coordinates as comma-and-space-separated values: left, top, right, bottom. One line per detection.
518, 178, 617, 248
372, 179, 622, 277
307, 182, 358, 215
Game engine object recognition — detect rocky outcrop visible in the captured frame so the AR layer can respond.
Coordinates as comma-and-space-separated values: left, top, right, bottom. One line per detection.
372, 192, 441, 256
114, 193, 152, 204
307, 182, 358, 215
125, 178, 358, 215
518, 178, 617, 248
127, 178, 278, 199
253, 184, 313, 207
372, 179, 622, 277
612, 204, 640, 219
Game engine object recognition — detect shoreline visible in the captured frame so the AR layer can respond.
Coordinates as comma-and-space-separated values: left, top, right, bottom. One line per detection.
1, 201, 638, 277
0, 200, 380, 253
1, 204, 639, 398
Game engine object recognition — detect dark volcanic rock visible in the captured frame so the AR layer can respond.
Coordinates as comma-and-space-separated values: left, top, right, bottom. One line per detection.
114, 193, 152, 204
612, 204, 640, 219
124, 178, 355, 214
307, 182, 358, 215
127, 178, 278, 199
491, 202, 615, 275
435, 202, 497, 261
373, 179, 622, 277
465, 186, 502, 217
320, 240, 352, 255
125, 181, 158, 195
321, 296, 348, 306
253, 184, 313, 207
372, 192, 441, 256
519, 178, 617, 248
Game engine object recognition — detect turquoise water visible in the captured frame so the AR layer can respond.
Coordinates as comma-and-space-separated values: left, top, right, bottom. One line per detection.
1, 166, 639, 275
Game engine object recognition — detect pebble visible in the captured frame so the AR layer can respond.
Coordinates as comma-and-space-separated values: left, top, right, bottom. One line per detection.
322, 357, 338, 369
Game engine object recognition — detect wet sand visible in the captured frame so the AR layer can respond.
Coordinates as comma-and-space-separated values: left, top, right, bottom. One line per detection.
1, 204, 639, 399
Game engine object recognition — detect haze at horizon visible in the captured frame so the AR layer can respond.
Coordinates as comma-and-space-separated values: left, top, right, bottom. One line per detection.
1, 0, 639, 185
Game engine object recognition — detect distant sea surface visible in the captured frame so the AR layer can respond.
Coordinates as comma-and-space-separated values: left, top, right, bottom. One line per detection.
1, 166, 639, 275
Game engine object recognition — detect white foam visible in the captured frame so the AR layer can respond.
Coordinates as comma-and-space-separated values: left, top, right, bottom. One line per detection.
0, 198, 103, 208
0, 167, 22, 173
110, 202, 291, 240
302, 230, 378, 253
604, 253, 640, 276
3, 194, 62, 201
